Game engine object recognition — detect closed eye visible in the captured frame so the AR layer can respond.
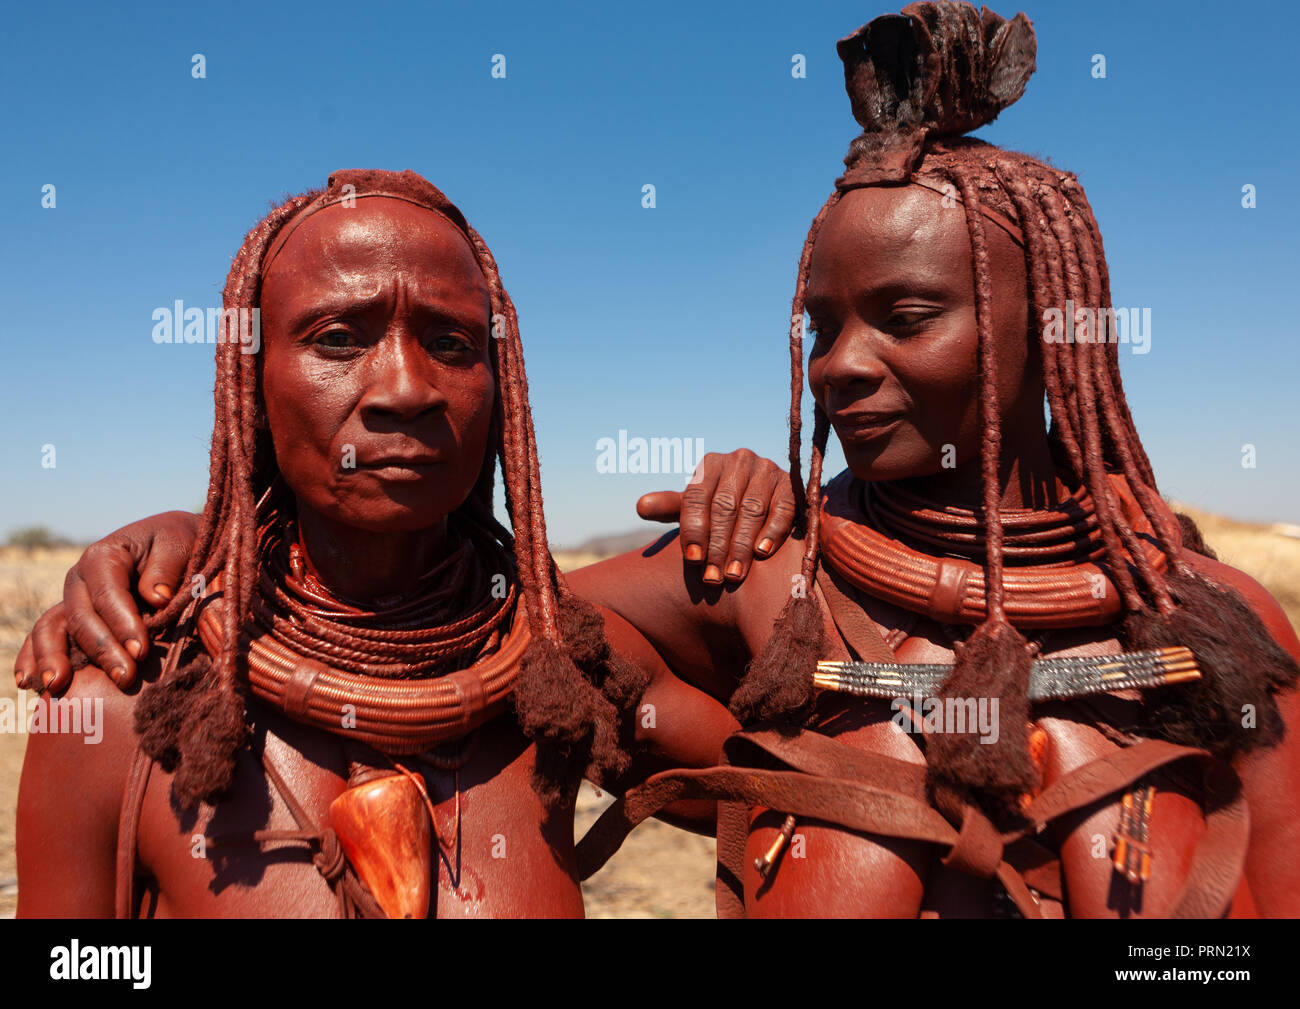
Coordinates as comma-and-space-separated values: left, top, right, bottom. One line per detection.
882, 306, 943, 332
808, 318, 839, 346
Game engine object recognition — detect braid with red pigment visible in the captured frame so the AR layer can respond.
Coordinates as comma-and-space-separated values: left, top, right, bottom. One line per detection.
1054, 174, 1189, 558
787, 192, 842, 532
1057, 174, 1161, 495
1035, 177, 1156, 615
993, 164, 1085, 483
136, 190, 320, 803
136, 171, 647, 809
471, 223, 643, 800
923, 164, 1039, 810
727, 193, 839, 725
1049, 179, 1183, 579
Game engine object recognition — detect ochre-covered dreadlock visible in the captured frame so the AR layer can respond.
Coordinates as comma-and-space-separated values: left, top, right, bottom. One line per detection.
135, 169, 648, 809
732, 3, 1298, 817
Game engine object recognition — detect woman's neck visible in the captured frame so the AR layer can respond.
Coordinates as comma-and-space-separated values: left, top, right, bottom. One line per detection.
293, 506, 451, 603
891, 429, 1067, 510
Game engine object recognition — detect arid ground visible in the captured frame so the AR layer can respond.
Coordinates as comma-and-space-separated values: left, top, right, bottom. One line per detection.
3, 505, 1298, 918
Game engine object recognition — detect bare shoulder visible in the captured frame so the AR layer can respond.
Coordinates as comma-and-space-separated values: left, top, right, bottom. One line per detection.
593, 602, 670, 675
565, 528, 738, 622
16, 664, 145, 916
567, 524, 799, 612
566, 529, 801, 702
18, 663, 143, 822
1181, 549, 1300, 916
1179, 548, 1300, 659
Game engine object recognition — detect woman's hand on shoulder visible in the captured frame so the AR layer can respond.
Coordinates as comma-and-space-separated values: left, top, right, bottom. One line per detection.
13, 510, 199, 694
636, 448, 795, 586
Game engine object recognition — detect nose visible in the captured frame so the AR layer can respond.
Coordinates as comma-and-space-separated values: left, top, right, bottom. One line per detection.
358, 327, 448, 424
816, 323, 889, 394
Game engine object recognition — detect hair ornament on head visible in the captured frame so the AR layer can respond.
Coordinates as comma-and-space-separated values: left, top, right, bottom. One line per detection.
835, 2, 1036, 188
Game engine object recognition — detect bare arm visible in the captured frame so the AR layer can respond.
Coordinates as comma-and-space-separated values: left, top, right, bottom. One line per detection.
16, 667, 138, 917
1184, 550, 1300, 917
595, 605, 738, 832
567, 526, 802, 706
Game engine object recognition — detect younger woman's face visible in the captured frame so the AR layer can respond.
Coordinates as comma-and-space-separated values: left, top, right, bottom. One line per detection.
258, 198, 495, 533
806, 184, 1041, 483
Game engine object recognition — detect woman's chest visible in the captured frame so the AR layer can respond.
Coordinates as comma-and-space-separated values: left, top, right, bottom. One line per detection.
135, 710, 584, 918
803, 598, 1216, 915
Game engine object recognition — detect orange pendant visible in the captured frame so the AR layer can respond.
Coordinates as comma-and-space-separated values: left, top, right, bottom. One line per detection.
1017, 725, 1051, 813
329, 773, 432, 919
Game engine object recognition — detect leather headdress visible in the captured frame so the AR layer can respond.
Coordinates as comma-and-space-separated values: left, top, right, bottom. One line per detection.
834, 2, 1037, 245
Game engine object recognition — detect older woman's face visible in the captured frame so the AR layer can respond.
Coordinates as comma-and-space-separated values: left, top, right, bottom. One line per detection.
806, 184, 1039, 483
259, 198, 494, 533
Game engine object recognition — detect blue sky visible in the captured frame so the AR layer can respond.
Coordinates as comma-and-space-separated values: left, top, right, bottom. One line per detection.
2, 0, 1297, 548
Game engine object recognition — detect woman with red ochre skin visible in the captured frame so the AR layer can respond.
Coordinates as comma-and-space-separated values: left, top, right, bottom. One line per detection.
21, 3, 1300, 916
16, 186, 758, 918
599, 177, 1300, 917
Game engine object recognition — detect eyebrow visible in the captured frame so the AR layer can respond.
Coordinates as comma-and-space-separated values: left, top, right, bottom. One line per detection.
282, 292, 488, 333
805, 280, 959, 312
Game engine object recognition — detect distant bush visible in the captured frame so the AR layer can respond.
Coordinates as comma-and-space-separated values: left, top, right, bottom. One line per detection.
5, 526, 74, 550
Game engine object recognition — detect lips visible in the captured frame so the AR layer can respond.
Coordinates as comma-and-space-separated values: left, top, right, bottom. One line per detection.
357, 454, 441, 468
830, 409, 904, 442
350, 447, 445, 482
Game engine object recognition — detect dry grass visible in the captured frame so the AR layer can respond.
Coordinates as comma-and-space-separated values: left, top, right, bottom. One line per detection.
1172, 505, 1300, 625
2, 515, 1297, 920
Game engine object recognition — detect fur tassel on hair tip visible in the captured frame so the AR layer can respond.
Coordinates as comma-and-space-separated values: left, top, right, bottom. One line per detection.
730, 593, 824, 726
1122, 568, 1299, 759
512, 594, 652, 807
135, 652, 248, 810
926, 618, 1038, 818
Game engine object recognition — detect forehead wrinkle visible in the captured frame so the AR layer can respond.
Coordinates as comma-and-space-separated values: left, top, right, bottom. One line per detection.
262, 204, 489, 322
263, 199, 484, 288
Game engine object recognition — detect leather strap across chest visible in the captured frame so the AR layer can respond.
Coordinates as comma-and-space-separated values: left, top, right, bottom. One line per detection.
816, 563, 896, 663
574, 728, 1249, 919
